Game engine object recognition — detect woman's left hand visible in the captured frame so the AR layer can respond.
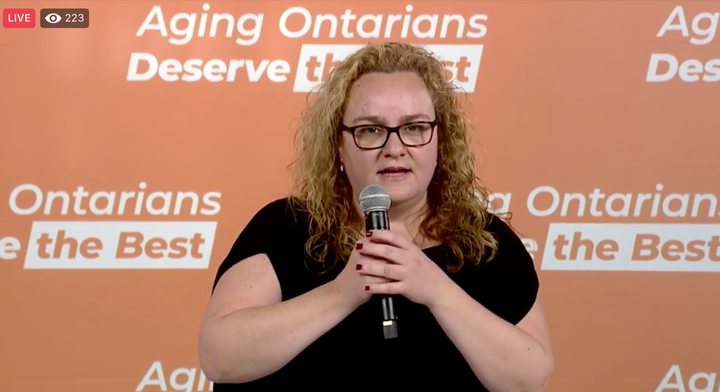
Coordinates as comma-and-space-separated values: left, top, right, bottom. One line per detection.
355, 230, 456, 307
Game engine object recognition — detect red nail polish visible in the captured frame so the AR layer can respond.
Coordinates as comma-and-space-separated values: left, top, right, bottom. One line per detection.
356, 243, 363, 250
356, 264, 362, 270
364, 285, 370, 291
366, 231, 373, 237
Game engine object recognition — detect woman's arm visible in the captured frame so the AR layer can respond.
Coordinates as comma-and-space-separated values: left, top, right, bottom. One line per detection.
197, 254, 358, 384
428, 286, 554, 392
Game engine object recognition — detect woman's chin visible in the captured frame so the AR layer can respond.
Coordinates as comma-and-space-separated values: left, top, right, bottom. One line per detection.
387, 188, 424, 207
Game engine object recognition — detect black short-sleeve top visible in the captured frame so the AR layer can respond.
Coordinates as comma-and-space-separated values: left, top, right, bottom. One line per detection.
211, 197, 539, 391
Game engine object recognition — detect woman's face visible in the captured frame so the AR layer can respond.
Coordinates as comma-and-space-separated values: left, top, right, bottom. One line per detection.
339, 71, 439, 210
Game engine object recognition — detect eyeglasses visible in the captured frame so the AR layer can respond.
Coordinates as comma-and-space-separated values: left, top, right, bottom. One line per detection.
339, 120, 437, 150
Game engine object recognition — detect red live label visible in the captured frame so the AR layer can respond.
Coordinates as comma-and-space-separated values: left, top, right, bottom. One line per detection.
3, 8, 36, 28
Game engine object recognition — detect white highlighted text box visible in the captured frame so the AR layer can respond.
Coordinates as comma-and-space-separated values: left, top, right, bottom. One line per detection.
24, 221, 217, 269
541, 223, 720, 272
294, 44, 484, 93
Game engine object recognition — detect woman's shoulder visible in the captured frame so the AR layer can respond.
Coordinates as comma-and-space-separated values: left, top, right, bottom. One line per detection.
248, 196, 311, 228
483, 213, 523, 244
471, 212, 540, 325
221, 195, 312, 263
211, 196, 310, 292
480, 212, 533, 264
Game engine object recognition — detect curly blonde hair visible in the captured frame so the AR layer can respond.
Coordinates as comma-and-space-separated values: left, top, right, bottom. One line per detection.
288, 42, 498, 273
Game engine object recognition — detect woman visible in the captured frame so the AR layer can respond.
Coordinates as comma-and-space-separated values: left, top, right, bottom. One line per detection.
198, 42, 554, 391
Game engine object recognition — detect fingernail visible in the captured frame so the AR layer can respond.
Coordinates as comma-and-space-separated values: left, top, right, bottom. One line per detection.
366, 231, 373, 237
356, 264, 362, 270
364, 285, 370, 291
356, 243, 363, 250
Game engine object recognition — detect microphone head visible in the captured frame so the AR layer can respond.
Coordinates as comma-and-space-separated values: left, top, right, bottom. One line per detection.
359, 184, 391, 213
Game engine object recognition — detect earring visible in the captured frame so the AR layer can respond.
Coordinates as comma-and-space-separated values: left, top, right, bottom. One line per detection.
340, 163, 344, 172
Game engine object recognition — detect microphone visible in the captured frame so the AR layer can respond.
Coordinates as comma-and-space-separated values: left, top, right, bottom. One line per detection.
358, 184, 398, 340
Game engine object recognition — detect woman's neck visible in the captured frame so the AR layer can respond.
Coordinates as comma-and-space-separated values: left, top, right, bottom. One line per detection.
387, 195, 426, 231
383, 192, 437, 248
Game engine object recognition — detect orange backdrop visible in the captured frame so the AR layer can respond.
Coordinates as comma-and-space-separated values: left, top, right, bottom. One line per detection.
2, 1, 720, 391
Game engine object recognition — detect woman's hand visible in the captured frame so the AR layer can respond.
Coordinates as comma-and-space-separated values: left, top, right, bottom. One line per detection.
354, 230, 456, 307
332, 237, 392, 309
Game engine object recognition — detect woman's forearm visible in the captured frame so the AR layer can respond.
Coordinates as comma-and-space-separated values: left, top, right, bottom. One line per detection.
198, 280, 357, 384
428, 284, 553, 392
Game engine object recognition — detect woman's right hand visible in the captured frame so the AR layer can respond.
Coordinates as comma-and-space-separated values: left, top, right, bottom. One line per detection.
333, 241, 391, 308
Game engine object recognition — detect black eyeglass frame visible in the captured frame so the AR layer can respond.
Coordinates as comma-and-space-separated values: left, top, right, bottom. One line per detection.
339, 119, 438, 150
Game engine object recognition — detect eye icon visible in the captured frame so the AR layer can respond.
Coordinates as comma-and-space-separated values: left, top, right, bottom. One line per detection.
45, 13, 61, 24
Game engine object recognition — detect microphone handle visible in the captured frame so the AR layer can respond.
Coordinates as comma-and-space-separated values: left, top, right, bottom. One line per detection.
364, 210, 389, 231
364, 210, 398, 339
